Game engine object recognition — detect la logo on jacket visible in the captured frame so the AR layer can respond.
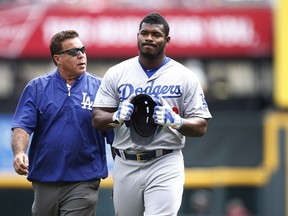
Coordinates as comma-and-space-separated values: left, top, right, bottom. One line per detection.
81, 92, 93, 110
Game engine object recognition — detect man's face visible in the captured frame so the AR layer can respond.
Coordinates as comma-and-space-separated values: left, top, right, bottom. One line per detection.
137, 23, 170, 59
54, 37, 87, 79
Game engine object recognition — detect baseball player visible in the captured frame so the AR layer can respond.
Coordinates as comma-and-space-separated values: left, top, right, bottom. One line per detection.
92, 12, 212, 216
11, 30, 114, 216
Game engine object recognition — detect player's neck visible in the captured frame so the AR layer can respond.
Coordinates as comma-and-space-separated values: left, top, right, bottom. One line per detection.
139, 56, 170, 78
139, 55, 166, 70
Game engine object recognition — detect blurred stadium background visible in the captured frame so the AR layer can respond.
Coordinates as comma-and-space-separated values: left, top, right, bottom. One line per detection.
0, 0, 287, 215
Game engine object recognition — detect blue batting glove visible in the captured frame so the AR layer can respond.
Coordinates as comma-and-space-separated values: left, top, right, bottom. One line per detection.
153, 97, 183, 130
113, 95, 135, 124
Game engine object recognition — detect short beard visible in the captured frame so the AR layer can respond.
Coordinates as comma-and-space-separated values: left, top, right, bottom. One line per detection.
139, 46, 165, 60
139, 50, 157, 59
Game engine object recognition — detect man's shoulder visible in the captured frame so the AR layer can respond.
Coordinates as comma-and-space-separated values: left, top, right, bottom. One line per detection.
167, 58, 194, 73
85, 72, 102, 81
28, 71, 55, 85
84, 72, 103, 89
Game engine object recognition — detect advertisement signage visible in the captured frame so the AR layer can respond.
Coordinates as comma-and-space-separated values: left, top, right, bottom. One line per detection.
0, 5, 272, 59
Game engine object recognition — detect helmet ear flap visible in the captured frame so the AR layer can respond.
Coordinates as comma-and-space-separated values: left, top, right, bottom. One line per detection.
128, 94, 162, 145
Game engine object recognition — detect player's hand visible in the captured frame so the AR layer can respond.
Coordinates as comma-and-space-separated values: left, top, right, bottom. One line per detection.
112, 94, 135, 124
153, 96, 183, 130
13, 153, 29, 176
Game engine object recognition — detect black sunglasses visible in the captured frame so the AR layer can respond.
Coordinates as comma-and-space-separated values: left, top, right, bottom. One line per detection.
58, 46, 86, 56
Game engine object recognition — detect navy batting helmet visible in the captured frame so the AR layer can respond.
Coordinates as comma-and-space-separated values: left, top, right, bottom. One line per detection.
125, 94, 162, 145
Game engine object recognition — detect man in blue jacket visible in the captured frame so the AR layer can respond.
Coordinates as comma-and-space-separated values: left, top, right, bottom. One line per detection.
11, 30, 113, 216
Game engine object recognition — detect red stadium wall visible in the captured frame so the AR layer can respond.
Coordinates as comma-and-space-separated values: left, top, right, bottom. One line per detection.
0, 5, 272, 59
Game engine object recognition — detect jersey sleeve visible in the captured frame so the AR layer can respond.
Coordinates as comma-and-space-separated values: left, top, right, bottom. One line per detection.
11, 80, 38, 134
93, 67, 119, 108
183, 72, 212, 120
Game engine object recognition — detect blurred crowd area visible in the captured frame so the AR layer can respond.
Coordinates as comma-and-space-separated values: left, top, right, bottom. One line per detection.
0, 0, 274, 9
0, 58, 273, 114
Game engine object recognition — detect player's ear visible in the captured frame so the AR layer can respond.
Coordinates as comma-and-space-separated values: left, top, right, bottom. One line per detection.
165, 36, 170, 44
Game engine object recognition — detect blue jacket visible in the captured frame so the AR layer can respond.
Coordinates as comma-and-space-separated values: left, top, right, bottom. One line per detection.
12, 70, 113, 182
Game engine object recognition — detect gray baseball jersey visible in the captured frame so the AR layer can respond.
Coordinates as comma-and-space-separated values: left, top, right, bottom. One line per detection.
93, 56, 212, 151
93, 56, 212, 216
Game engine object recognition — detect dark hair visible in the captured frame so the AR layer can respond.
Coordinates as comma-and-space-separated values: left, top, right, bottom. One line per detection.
139, 12, 170, 37
49, 30, 79, 59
